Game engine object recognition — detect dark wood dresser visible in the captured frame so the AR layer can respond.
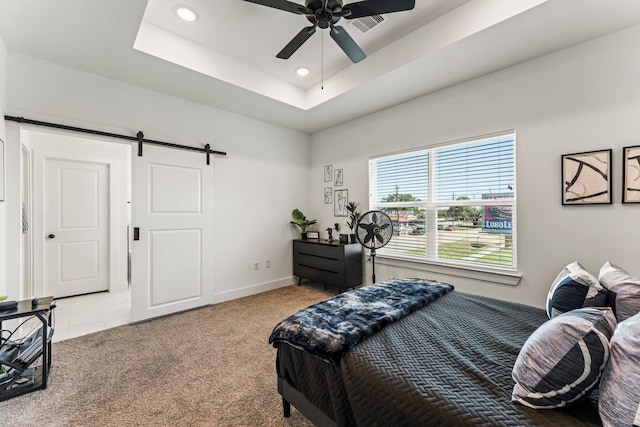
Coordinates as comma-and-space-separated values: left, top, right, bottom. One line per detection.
293, 239, 363, 291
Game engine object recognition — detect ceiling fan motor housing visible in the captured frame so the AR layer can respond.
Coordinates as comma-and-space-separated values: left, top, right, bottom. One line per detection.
305, 0, 343, 28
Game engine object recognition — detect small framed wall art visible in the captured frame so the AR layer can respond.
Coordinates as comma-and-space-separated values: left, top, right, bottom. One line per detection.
306, 231, 320, 239
324, 165, 333, 182
334, 189, 348, 217
334, 169, 343, 186
623, 145, 640, 203
561, 149, 612, 205
324, 187, 333, 204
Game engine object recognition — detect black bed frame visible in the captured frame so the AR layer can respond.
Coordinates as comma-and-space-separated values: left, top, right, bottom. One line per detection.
279, 377, 337, 427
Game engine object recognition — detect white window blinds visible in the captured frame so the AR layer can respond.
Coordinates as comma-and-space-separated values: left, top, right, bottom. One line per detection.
369, 132, 516, 271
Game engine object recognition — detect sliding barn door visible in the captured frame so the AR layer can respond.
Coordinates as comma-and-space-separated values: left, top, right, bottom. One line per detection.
130, 145, 214, 322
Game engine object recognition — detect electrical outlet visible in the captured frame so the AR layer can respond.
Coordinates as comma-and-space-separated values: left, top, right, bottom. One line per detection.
265, 259, 271, 269
253, 262, 259, 270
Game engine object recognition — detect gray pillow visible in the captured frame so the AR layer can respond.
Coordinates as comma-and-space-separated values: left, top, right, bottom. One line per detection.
546, 261, 608, 319
599, 312, 640, 427
598, 261, 640, 322
512, 307, 616, 409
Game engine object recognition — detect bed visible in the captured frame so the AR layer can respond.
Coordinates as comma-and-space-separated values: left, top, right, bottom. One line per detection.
270, 279, 602, 426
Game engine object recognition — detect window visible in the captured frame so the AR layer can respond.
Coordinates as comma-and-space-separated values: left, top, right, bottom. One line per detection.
369, 132, 516, 271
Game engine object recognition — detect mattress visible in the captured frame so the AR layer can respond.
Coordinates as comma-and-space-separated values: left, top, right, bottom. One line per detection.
275, 291, 602, 426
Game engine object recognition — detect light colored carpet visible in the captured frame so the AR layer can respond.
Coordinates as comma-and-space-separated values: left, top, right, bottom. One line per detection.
0, 284, 333, 426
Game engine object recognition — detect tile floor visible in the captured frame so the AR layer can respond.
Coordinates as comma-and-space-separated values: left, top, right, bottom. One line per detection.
51, 289, 131, 342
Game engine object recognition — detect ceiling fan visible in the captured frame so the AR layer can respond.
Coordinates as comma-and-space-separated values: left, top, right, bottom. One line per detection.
244, 0, 416, 63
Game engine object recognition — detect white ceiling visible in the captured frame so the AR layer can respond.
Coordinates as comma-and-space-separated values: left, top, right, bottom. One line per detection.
1, 0, 640, 134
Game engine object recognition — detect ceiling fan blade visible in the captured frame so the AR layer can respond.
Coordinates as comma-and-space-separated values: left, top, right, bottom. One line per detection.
330, 26, 366, 63
343, 0, 415, 19
243, 0, 305, 15
277, 26, 317, 59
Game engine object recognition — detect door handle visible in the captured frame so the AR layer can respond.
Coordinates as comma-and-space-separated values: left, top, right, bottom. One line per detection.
133, 227, 140, 241
48, 234, 56, 239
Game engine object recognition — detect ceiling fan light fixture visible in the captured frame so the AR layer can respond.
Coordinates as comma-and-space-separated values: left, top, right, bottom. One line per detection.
296, 67, 310, 76
175, 5, 198, 22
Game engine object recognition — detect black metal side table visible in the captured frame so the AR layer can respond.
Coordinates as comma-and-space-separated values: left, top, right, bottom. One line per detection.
0, 296, 55, 401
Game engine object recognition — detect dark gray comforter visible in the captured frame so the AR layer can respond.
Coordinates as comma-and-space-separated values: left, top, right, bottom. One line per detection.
270, 278, 454, 364
276, 291, 602, 426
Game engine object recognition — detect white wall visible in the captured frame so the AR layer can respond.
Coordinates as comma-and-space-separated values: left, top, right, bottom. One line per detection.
310, 24, 640, 308
3, 25, 639, 309
0, 35, 7, 298
4, 53, 311, 302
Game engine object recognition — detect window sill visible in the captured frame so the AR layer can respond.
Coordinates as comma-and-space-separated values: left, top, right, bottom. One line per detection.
375, 255, 522, 286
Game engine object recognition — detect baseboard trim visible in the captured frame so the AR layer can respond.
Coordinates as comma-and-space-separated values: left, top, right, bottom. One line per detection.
214, 277, 295, 303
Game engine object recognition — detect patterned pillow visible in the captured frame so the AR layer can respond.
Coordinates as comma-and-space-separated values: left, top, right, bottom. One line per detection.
546, 261, 608, 319
512, 307, 616, 409
599, 312, 640, 427
598, 261, 640, 322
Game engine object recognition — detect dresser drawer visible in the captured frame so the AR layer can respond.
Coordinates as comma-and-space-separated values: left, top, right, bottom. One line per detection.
294, 241, 343, 259
294, 265, 342, 287
292, 239, 362, 291
295, 253, 344, 274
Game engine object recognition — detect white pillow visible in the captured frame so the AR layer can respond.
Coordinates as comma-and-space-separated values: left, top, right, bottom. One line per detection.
598, 261, 640, 322
599, 312, 640, 427
512, 307, 616, 408
546, 261, 608, 319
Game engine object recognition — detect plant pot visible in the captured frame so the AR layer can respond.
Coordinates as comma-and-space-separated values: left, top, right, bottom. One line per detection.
301, 232, 307, 240
350, 234, 357, 244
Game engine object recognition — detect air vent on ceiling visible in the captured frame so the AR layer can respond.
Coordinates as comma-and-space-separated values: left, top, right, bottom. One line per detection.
349, 14, 387, 33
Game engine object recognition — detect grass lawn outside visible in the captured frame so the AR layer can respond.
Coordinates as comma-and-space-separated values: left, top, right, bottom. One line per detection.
404, 240, 513, 267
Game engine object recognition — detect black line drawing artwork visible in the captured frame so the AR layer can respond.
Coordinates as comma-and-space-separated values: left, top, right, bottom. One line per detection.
334, 169, 343, 186
334, 189, 348, 217
623, 145, 640, 203
324, 165, 333, 182
324, 187, 333, 204
562, 149, 612, 205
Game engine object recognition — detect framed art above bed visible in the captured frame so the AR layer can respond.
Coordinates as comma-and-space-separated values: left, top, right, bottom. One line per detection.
562, 149, 612, 205
623, 145, 640, 203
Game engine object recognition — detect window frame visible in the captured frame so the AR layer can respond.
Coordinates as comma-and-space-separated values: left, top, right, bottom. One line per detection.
368, 131, 518, 276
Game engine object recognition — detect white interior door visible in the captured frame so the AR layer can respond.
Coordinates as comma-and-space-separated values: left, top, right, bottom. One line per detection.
131, 145, 214, 322
45, 158, 110, 298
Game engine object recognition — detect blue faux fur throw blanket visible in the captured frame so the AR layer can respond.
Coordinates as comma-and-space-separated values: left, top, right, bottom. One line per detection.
269, 278, 454, 364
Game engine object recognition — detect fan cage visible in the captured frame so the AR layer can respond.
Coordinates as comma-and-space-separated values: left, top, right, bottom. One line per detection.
356, 210, 394, 250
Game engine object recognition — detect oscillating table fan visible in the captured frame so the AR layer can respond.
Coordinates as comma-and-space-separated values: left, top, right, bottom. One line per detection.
356, 210, 393, 283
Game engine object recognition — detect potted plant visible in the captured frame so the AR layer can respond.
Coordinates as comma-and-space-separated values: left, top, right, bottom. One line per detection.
346, 201, 362, 243
290, 208, 317, 240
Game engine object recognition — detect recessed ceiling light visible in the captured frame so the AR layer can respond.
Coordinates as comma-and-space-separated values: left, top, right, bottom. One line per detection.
296, 67, 310, 76
175, 6, 198, 22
